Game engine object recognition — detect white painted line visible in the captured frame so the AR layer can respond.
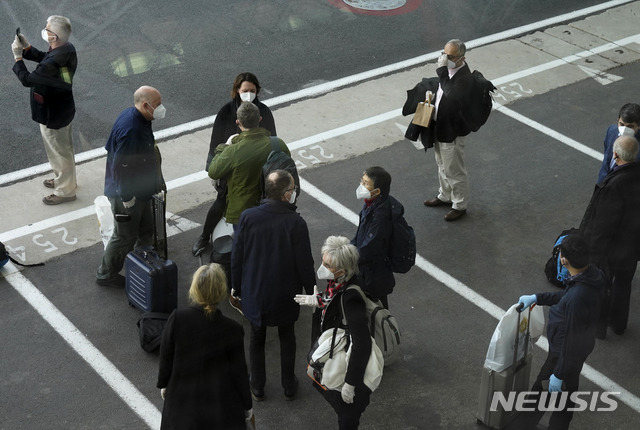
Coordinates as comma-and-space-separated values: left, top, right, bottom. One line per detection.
1, 262, 162, 429
288, 109, 402, 151
493, 103, 604, 161
299, 177, 640, 414
2, 0, 633, 186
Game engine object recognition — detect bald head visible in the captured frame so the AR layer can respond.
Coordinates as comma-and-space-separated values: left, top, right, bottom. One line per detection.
134, 86, 162, 121
613, 135, 639, 164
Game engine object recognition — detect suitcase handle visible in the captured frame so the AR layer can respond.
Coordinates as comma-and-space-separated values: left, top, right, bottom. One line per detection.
511, 305, 533, 391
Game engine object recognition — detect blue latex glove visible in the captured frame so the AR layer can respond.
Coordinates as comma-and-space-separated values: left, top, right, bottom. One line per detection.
517, 294, 537, 312
549, 374, 563, 392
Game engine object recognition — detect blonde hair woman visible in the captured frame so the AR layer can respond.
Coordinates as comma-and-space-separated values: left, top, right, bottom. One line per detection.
157, 264, 254, 429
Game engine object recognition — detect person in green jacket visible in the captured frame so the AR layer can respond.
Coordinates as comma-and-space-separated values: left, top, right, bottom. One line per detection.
208, 102, 290, 225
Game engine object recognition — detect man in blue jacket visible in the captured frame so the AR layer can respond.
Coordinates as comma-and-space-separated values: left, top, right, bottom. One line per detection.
231, 170, 316, 402
352, 166, 403, 309
95, 86, 166, 288
12, 15, 78, 205
517, 234, 606, 429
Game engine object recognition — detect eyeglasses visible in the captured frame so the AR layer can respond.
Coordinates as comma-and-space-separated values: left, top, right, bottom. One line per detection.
283, 186, 298, 195
441, 51, 462, 60
43, 28, 59, 38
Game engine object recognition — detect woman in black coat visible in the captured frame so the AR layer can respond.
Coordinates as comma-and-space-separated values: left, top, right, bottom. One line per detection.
192, 72, 277, 256
157, 263, 253, 430
296, 236, 373, 430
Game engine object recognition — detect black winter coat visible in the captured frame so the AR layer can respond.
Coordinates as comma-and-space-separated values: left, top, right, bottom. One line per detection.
579, 161, 640, 275
536, 265, 606, 380
157, 307, 252, 430
231, 199, 316, 327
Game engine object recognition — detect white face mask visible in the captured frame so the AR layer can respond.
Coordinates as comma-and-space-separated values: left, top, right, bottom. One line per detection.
240, 92, 256, 103
618, 125, 635, 137
317, 264, 334, 280
152, 103, 166, 120
447, 59, 458, 69
41, 29, 54, 43
356, 184, 371, 200
288, 189, 297, 204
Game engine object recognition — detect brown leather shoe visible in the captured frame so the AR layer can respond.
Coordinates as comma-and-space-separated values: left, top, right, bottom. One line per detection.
42, 194, 77, 205
43, 179, 54, 188
423, 197, 451, 207
444, 209, 467, 221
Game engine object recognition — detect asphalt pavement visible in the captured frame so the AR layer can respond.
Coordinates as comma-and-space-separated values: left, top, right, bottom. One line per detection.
2, 2, 640, 429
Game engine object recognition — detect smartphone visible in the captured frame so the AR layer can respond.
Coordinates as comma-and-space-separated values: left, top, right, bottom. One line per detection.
115, 213, 131, 222
16, 27, 20, 37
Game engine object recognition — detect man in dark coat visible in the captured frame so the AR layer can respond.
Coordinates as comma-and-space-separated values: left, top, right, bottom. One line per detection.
231, 170, 316, 401
352, 166, 404, 309
517, 234, 606, 430
12, 15, 78, 205
422, 38, 475, 222
579, 135, 640, 335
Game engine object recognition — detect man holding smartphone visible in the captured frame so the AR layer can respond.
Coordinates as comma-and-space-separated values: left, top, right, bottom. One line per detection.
11, 16, 78, 205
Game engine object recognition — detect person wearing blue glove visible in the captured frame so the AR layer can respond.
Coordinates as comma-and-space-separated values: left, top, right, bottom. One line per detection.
515, 234, 606, 430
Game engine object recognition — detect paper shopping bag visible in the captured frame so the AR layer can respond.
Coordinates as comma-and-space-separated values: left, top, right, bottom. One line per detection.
411, 93, 435, 127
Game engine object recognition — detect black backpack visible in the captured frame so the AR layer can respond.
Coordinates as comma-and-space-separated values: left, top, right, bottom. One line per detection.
461, 70, 496, 132
388, 202, 416, 274
137, 312, 170, 353
261, 136, 300, 198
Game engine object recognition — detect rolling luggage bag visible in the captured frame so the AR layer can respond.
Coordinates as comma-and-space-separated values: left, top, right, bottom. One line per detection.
125, 248, 178, 313
476, 305, 534, 429
125, 192, 177, 313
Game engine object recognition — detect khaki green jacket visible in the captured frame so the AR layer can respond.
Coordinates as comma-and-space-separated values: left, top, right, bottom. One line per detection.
208, 127, 290, 224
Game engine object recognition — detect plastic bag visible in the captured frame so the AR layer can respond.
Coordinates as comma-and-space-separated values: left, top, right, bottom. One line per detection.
484, 303, 544, 372
94, 196, 114, 249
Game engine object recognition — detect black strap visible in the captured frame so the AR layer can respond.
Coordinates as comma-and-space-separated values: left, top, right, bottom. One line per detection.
269, 136, 280, 152
9, 256, 44, 267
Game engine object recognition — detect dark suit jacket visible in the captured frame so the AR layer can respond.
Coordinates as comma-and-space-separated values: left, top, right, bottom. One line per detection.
13, 43, 77, 129
434, 64, 474, 143
157, 307, 252, 430
579, 161, 640, 274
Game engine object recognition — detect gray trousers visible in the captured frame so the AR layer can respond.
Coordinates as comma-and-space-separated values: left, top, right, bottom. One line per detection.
96, 197, 154, 280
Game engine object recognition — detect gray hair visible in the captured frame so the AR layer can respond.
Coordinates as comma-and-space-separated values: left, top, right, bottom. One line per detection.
613, 135, 639, 162
237, 102, 260, 129
321, 236, 359, 282
47, 15, 72, 42
446, 39, 466, 56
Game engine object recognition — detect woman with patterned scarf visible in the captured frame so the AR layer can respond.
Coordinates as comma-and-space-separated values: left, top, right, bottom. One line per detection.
295, 235, 373, 430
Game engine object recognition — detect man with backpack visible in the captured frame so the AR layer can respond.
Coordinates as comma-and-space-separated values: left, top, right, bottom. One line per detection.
208, 102, 291, 225
352, 166, 414, 309
422, 39, 490, 222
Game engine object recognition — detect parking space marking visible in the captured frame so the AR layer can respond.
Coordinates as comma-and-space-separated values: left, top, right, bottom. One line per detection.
2, 263, 162, 429
300, 177, 640, 414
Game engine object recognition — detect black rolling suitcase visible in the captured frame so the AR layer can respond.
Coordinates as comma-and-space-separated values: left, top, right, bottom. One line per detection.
125, 192, 178, 313
476, 305, 534, 429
